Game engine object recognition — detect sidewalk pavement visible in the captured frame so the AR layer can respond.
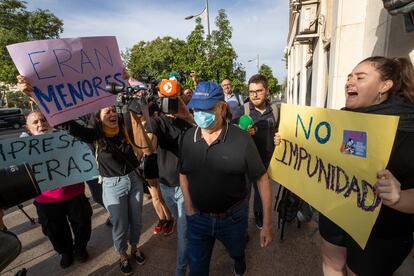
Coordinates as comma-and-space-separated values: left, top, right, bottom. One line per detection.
1, 184, 413, 276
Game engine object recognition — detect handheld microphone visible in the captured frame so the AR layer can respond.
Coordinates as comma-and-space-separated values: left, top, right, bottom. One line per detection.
238, 114, 254, 130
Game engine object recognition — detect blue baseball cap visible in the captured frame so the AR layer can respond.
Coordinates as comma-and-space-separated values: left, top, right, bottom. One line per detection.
187, 81, 224, 110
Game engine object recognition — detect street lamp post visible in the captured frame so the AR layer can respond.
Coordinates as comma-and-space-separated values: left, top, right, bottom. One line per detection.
248, 54, 260, 72
184, 0, 211, 36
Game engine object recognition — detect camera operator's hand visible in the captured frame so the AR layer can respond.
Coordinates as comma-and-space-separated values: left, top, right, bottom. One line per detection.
175, 96, 195, 125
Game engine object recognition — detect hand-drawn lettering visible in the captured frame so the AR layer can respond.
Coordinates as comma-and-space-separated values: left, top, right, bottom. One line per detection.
8, 141, 26, 159
28, 138, 41, 155
42, 136, 54, 153
296, 114, 312, 139
28, 50, 56, 80
82, 152, 94, 173
45, 159, 65, 180
273, 138, 378, 212
67, 156, 82, 176
57, 133, 71, 149
31, 162, 46, 184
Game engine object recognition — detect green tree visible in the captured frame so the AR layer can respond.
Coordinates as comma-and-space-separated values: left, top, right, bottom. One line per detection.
127, 36, 186, 81
0, 0, 63, 84
124, 9, 246, 91
182, 17, 209, 87
259, 64, 279, 95
0, 0, 63, 108
209, 9, 237, 81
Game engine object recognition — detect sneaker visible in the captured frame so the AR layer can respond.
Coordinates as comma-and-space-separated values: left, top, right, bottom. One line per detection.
60, 253, 73, 269
74, 248, 89, 262
153, 220, 166, 234
163, 219, 175, 236
254, 212, 263, 229
119, 259, 132, 275
131, 249, 146, 265
233, 259, 246, 276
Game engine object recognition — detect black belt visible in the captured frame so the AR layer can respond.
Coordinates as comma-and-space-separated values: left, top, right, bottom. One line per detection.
200, 199, 246, 219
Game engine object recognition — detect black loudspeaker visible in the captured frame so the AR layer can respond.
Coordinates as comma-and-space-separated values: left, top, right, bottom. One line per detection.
0, 163, 40, 209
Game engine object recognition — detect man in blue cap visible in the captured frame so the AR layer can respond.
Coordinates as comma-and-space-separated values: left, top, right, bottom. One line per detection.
179, 81, 273, 276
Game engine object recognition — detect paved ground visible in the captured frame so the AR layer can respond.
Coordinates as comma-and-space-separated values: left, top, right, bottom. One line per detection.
1, 184, 413, 276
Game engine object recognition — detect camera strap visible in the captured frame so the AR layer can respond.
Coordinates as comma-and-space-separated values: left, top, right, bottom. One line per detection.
122, 112, 154, 152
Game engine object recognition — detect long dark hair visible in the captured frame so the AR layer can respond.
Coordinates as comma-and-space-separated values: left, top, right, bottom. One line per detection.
92, 107, 125, 150
360, 56, 414, 104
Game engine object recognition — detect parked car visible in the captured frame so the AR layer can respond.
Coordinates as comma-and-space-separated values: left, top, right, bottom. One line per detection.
0, 108, 25, 129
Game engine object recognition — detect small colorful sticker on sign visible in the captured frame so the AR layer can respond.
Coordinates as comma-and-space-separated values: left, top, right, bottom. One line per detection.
340, 130, 367, 157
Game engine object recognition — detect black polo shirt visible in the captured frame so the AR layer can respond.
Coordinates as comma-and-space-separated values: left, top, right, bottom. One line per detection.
179, 123, 266, 213
148, 115, 193, 187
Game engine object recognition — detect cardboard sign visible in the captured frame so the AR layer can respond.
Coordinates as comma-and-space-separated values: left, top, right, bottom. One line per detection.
7, 36, 125, 125
268, 104, 399, 248
0, 131, 99, 191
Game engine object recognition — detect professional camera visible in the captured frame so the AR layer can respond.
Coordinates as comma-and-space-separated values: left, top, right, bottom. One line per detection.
0, 163, 40, 209
105, 72, 186, 116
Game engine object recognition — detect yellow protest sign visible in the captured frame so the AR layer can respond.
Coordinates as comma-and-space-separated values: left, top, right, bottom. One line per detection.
268, 104, 399, 248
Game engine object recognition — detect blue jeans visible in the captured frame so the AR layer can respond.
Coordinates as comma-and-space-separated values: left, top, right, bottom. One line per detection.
186, 205, 248, 276
102, 170, 143, 254
160, 184, 187, 276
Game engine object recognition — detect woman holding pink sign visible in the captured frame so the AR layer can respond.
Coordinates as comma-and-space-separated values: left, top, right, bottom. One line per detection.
18, 75, 147, 276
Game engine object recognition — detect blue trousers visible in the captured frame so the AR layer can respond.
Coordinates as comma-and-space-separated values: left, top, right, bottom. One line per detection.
186, 205, 248, 276
102, 170, 144, 254
160, 184, 187, 276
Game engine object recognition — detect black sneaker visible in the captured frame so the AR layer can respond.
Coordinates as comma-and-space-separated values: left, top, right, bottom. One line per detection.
254, 212, 263, 229
74, 248, 89, 262
233, 259, 246, 276
119, 259, 132, 275
131, 249, 146, 265
60, 253, 73, 269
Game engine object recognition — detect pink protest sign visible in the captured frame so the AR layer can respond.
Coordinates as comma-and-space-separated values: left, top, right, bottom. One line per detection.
7, 36, 124, 125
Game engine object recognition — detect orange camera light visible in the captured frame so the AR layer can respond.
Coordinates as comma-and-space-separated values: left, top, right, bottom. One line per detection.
159, 79, 181, 97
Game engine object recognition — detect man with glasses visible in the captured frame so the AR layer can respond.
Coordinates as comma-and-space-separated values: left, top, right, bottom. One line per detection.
179, 81, 273, 276
233, 74, 279, 230
221, 79, 244, 115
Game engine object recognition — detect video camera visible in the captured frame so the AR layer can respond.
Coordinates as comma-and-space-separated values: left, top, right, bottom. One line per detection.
0, 163, 40, 209
105, 72, 187, 115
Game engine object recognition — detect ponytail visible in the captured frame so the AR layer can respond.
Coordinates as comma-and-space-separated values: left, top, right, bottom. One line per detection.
394, 57, 414, 104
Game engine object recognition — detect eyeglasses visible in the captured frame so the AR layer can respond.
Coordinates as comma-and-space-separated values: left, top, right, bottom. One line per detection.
248, 89, 265, 95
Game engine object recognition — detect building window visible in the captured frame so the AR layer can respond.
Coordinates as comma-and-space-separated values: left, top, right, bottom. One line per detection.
306, 63, 312, 106
296, 73, 301, 105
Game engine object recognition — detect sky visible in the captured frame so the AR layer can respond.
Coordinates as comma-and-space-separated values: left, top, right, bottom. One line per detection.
27, 0, 288, 82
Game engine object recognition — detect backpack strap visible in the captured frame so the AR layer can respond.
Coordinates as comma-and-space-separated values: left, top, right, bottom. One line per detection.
270, 103, 279, 129
243, 102, 250, 116
236, 93, 243, 106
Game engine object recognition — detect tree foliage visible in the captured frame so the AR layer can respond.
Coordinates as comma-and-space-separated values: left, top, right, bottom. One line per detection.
128, 36, 186, 81
259, 64, 280, 95
125, 9, 246, 91
0, 0, 63, 85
